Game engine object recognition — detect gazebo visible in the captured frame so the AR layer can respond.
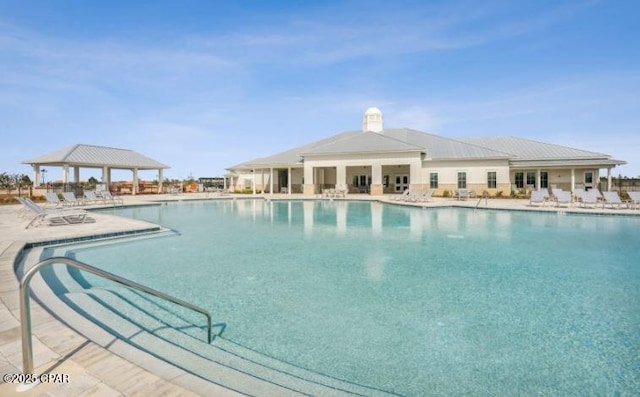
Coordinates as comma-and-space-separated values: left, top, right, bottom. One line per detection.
22, 144, 170, 195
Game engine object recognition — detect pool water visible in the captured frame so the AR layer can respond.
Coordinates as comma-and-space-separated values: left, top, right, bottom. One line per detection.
59, 200, 640, 395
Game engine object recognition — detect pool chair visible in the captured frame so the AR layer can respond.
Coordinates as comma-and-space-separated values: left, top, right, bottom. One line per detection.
100, 191, 124, 206
44, 192, 64, 208
555, 191, 573, 208
84, 190, 105, 205
18, 197, 95, 229
601, 191, 629, 209
578, 191, 599, 208
392, 190, 410, 201
62, 192, 86, 206
529, 190, 547, 207
419, 189, 435, 202
457, 189, 469, 201
627, 192, 640, 210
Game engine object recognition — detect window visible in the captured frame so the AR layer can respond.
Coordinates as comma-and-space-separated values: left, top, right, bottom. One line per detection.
359, 175, 368, 187
430, 173, 438, 189
515, 172, 524, 189
585, 171, 593, 184
383, 175, 389, 188
526, 172, 536, 187
352, 175, 359, 187
487, 172, 497, 189
457, 172, 467, 189
540, 172, 548, 188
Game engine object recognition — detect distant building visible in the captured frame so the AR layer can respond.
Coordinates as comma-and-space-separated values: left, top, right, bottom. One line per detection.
226, 108, 625, 195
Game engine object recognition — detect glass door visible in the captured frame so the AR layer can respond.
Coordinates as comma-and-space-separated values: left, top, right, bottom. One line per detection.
395, 175, 409, 192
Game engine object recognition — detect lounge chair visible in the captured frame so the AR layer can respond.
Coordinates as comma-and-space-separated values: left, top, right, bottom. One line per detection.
18, 197, 95, 229
627, 192, 640, 210
100, 191, 124, 206
555, 191, 572, 208
419, 189, 435, 202
602, 191, 629, 209
529, 190, 547, 207
457, 189, 468, 201
84, 190, 105, 205
44, 192, 63, 208
391, 190, 410, 201
62, 192, 85, 206
578, 191, 599, 208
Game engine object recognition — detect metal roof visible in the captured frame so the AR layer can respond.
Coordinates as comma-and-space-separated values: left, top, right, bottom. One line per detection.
459, 136, 610, 160
301, 131, 424, 155
510, 159, 626, 168
383, 129, 512, 160
22, 144, 170, 169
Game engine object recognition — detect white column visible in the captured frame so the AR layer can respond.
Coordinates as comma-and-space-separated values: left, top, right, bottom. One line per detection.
74, 167, 80, 184
132, 168, 139, 195
158, 169, 164, 194
62, 164, 69, 184
371, 164, 382, 185
261, 169, 265, 193
337, 165, 347, 190
536, 169, 541, 190
570, 168, 575, 192
223, 176, 227, 191
270, 167, 274, 195
33, 165, 40, 186
252, 169, 256, 195
287, 167, 292, 195
607, 168, 612, 191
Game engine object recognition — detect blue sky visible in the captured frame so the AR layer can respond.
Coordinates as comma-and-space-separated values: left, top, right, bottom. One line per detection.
1, 0, 639, 182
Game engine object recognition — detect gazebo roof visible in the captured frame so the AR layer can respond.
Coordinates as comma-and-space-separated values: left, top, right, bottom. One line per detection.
22, 144, 170, 170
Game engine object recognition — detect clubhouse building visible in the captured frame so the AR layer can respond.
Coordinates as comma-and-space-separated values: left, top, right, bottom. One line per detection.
226, 108, 625, 196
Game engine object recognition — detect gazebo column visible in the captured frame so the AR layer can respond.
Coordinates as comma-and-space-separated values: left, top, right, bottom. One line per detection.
74, 167, 80, 184
270, 167, 274, 195
101, 166, 111, 189
158, 169, 164, 194
607, 168, 612, 191
287, 167, 291, 195
570, 168, 575, 192
132, 168, 139, 196
33, 165, 40, 187
536, 169, 541, 190
370, 164, 383, 195
223, 176, 227, 191
62, 164, 70, 184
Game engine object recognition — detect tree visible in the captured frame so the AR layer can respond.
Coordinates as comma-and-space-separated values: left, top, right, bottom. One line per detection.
88, 176, 99, 189
11, 173, 31, 196
0, 173, 10, 194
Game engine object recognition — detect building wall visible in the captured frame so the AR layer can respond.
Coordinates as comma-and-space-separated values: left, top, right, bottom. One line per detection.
422, 159, 511, 195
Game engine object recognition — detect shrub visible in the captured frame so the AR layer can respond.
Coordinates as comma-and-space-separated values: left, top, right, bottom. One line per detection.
495, 190, 503, 198
442, 190, 450, 198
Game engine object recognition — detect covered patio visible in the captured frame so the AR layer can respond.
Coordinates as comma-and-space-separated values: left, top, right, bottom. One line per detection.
22, 144, 170, 195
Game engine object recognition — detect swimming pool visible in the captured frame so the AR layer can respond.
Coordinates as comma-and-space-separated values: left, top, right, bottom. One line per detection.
44, 200, 640, 395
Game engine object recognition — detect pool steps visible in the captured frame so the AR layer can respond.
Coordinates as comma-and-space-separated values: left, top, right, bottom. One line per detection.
41, 263, 398, 397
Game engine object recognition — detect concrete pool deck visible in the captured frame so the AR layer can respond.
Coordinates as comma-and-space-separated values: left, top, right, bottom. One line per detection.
1, 193, 638, 396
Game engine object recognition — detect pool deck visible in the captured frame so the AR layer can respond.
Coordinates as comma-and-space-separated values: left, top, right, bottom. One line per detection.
1, 193, 638, 396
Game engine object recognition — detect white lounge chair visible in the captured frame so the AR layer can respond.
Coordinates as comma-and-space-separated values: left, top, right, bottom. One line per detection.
627, 192, 640, 210
84, 190, 105, 205
392, 190, 410, 201
100, 191, 124, 206
578, 191, 599, 208
555, 191, 572, 208
529, 190, 547, 207
602, 191, 629, 209
457, 189, 468, 201
62, 192, 85, 206
44, 192, 63, 208
18, 197, 95, 229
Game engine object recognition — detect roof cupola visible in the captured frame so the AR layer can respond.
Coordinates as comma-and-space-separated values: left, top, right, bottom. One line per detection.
362, 107, 383, 133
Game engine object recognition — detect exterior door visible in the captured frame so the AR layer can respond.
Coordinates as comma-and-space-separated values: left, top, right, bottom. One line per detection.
395, 175, 409, 192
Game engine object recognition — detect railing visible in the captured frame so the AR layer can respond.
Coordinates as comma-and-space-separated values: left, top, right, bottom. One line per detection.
475, 191, 489, 208
19, 257, 213, 375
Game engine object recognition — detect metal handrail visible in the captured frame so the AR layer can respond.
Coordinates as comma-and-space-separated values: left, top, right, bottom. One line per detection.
475, 191, 489, 208
20, 257, 212, 375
